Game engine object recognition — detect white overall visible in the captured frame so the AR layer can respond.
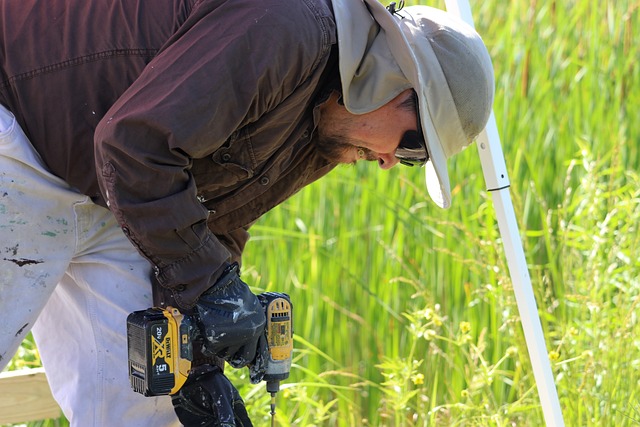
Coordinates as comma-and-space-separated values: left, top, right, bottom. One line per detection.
0, 105, 179, 426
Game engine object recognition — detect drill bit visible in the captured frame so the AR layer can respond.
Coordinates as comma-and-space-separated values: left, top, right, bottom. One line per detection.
270, 392, 277, 427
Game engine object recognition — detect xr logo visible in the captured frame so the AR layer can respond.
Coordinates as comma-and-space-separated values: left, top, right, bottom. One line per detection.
152, 336, 166, 363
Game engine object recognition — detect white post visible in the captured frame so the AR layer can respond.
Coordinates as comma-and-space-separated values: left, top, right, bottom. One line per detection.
443, 1, 566, 426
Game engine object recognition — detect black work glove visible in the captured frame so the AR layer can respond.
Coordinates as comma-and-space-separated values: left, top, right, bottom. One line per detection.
195, 263, 268, 372
248, 333, 268, 384
172, 365, 253, 427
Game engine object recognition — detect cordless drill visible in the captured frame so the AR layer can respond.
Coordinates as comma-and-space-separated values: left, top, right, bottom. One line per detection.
126, 292, 293, 421
257, 293, 293, 425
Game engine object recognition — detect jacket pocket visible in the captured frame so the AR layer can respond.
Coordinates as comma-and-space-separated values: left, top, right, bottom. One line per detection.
192, 126, 257, 194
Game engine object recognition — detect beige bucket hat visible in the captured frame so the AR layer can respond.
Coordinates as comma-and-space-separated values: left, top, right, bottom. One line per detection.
332, 0, 495, 208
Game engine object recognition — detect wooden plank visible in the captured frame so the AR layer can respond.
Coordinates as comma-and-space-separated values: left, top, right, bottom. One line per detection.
0, 367, 61, 424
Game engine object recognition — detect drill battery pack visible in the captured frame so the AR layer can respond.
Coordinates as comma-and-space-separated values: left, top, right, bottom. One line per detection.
126, 307, 193, 396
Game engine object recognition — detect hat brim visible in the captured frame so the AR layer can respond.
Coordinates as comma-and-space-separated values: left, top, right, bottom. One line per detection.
363, 1, 470, 209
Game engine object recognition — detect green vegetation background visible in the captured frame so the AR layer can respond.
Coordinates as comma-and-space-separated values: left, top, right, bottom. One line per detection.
5, 0, 640, 425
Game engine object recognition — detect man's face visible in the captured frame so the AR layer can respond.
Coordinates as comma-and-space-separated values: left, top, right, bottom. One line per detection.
315, 89, 421, 169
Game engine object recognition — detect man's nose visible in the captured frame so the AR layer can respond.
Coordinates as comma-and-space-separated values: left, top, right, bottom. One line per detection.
377, 152, 400, 170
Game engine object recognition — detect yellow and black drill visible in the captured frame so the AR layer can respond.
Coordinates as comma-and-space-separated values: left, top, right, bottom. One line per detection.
258, 292, 293, 426
126, 292, 293, 424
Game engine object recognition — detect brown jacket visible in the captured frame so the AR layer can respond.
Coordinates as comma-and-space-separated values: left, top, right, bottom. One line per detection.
0, 0, 338, 307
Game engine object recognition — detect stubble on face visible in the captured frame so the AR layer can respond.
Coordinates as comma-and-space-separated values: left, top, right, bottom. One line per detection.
313, 105, 377, 165
314, 133, 355, 164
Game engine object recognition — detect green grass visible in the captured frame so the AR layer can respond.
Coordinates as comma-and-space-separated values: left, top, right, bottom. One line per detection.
5, 0, 640, 425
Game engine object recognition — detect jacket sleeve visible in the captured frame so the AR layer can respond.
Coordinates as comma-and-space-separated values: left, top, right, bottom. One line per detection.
214, 225, 253, 270
94, 0, 332, 308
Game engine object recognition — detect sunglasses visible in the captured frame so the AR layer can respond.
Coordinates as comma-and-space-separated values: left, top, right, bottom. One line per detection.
394, 93, 429, 167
